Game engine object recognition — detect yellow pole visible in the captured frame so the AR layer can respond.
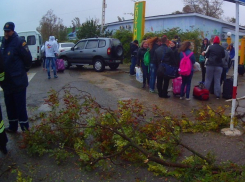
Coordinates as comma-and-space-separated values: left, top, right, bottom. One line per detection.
240, 36, 245, 65
227, 36, 232, 46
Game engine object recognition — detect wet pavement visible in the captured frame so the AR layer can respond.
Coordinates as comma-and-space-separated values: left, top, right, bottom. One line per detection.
0, 63, 245, 181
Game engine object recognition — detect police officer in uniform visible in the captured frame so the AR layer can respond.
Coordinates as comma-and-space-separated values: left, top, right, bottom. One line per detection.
0, 53, 8, 154
0, 22, 32, 133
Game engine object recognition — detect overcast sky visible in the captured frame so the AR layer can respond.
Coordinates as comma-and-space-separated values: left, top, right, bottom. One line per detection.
0, 0, 245, 33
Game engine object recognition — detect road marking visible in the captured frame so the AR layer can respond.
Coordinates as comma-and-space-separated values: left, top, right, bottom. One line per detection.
28, 73, 36, 82
0, 72, 36, 91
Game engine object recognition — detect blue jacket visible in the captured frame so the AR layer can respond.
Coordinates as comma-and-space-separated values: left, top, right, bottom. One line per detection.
230, 47, 235, 60
179, 49, 196, 71
0, 32, 32, 94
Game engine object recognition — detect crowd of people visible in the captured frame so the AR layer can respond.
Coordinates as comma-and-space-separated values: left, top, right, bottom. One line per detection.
130, 34, 234, 100
0, 21, 236, 155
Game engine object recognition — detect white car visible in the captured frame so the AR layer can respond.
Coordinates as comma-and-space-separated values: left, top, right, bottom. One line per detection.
58, 42, 75, 53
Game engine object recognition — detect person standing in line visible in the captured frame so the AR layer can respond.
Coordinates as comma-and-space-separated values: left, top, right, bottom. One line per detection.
153, 36, 175, 98
199, 38, 209, 83
203, 36, 225, 99
179, 41, 196, 100
0, 22, 32, 132
228, 43, 235, 69
220, 42, 230, 84
137, 40, 149, 88
170, 40, 181, 67
129, 40, 139, 76
41, 36, 58, 79
0, 53, 8, 154
147, 37, 161, 93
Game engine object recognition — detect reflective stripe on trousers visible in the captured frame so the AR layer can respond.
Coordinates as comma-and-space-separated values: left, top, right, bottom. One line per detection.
0, 120, 5, 133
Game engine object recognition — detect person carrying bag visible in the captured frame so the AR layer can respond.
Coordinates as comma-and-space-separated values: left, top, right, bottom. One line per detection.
153, 36, 175, 98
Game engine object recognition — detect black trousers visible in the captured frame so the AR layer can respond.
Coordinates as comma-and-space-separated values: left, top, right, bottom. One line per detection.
200, 62, 206, 83
0, 105, 8, 147
157, 76, 170, 97
4, 88, 29, 131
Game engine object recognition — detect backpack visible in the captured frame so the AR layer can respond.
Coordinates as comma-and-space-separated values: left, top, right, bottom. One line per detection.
143, 49, 150, 67
179, 52, 193, 76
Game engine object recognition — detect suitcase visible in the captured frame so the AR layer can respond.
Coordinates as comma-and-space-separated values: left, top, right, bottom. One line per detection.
172, 77, 186, 95
238, 65, 245, 76
56, 59, 65, 72
222, 78, 233, 99
193, 85, 209, 100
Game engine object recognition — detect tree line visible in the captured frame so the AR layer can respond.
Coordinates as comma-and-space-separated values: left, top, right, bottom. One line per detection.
36, 9, 112, 43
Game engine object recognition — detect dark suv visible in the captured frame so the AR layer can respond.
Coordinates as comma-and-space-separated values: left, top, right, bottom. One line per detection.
58, 37, 124, 72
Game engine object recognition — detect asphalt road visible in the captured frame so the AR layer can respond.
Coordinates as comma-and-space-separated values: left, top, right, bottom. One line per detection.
1, 63, 245, 181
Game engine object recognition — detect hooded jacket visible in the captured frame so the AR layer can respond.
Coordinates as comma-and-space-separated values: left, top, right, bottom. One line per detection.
41, 36, 58, 57
0, 32, 32, 94
205, 36, 225, 67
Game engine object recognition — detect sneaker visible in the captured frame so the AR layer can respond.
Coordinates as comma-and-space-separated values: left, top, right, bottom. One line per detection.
129, 74, 135, 76
149, 89, 155, 93
0, 146, 7, 154
54, 75, 58, 78
186, 98, 191, 101
5, 127, 17, 133
216, 97, 220, 100
48, 76, 51, 79
168, 87, 173, 92
180, 97, 184, 100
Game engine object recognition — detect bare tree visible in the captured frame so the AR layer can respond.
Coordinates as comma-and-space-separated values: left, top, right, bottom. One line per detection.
71, 17, 81, 28
183, 0, 223, 19
37, 9, 67, 42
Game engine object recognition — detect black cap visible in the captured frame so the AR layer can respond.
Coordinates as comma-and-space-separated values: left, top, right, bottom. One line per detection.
3, 22, 15, 31
133, 40, 138, 44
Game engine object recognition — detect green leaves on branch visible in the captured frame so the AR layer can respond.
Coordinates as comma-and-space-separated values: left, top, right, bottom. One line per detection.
22, 87, 243, 181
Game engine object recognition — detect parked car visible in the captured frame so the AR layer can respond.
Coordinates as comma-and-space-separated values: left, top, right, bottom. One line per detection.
58, 37, 124, 72
58, 42, 75, 53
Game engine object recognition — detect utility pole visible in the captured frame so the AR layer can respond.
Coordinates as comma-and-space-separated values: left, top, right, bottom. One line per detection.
101, 0, 106, 35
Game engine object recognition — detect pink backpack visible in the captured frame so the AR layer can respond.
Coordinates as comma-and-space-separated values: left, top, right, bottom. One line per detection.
178, 52, 193, 76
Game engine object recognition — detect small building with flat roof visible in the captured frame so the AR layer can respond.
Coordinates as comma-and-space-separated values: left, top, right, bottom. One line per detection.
106, 13, 245, 42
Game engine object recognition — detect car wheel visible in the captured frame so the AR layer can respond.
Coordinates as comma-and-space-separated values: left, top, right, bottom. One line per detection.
63, 58, 70, 69
93, 59, 105, 72
109, 63, 119, 70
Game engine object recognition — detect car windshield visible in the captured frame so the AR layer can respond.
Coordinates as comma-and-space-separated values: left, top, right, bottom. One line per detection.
61, 43, 74, 47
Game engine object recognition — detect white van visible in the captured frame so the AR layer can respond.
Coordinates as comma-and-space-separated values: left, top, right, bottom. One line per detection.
18, 31, 43, 65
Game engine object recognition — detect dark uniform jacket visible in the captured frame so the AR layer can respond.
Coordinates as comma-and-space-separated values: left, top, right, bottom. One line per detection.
0, 32, 32, 94
152, 44, 175, 67
0, 53, 4, 82
205, 43, 225, 67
